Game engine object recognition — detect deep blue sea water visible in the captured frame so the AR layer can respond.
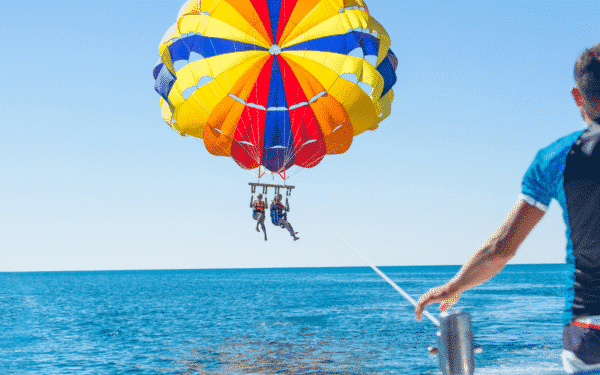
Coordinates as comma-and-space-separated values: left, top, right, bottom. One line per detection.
1, 264, 568, 374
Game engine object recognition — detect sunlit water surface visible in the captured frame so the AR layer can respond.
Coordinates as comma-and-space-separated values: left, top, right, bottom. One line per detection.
1, 265, 567, 374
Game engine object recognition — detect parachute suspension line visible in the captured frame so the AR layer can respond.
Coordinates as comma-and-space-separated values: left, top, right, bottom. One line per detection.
258, 166, 267, 178
285, 60, 318, 171
291, 140, 323, 171
240, 107, 261, 167
289, 192, 441, 327
285, 166, 305, 179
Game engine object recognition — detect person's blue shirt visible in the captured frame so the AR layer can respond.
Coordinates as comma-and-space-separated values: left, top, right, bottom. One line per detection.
521, 126, 600, 325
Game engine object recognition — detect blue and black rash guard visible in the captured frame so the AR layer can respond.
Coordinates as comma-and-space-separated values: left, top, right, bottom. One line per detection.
522, 120, 600, 325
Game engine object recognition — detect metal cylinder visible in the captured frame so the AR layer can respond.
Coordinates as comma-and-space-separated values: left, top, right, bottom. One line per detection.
437, 310, 475, 375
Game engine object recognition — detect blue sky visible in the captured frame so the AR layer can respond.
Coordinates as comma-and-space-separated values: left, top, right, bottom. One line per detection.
1, 1, 599, 272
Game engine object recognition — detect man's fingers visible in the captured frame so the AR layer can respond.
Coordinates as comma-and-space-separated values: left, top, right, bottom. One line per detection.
415, 302, 427, 321
415, 286, 458, 321
418, 289, 445, 306
415, 290, 442, 321
415, 303, 424, 321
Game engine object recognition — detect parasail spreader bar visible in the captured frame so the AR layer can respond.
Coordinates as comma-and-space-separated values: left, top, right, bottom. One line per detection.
249, 183, 295, 195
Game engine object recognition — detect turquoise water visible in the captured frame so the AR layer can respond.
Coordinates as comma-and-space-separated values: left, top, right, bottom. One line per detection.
1, 264, 567, 374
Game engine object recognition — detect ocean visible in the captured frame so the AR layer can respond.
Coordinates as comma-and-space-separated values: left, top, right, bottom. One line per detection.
1, 264, 568, 374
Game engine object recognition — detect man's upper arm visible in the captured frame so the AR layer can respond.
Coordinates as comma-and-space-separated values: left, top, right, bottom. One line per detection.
512, 136, 572, 256
494, 199, 546, 258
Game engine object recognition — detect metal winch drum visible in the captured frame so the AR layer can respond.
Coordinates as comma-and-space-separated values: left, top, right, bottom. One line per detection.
428, 310, 477, 375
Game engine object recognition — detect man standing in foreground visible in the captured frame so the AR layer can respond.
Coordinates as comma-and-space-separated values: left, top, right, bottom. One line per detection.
415, 45, 600, 374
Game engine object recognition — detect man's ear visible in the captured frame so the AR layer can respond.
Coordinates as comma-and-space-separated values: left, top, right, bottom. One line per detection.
572, 87, 585, 107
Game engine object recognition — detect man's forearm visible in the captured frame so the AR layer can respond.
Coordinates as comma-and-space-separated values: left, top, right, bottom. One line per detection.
448, 200, 546, 293
415, 201, 545, 319
448, 238, 513, 293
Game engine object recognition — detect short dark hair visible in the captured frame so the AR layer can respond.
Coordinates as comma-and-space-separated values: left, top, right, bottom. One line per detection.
575, 44, 600, 106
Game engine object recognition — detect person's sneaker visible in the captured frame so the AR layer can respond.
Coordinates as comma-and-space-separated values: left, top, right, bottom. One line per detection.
293, 236, 299, 241
264, 236, 267, 241
256, 227, 260, 232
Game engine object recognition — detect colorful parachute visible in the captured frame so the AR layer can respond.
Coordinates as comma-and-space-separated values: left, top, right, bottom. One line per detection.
153, 0, 397, 174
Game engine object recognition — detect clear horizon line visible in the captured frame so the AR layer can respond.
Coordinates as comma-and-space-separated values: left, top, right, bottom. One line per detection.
0, 262, 566, 274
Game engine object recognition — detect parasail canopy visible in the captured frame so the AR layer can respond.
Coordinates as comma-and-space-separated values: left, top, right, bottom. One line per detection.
154, 0, 398, 174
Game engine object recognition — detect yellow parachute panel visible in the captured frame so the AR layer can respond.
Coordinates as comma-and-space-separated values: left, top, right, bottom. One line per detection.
154, 0, 397, 173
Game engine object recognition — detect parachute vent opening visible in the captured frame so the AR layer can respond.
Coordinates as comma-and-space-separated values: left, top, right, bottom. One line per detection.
332, 125, 343, 133
365, 55, 377, 66
214, 128, 223, 135
348, 47, 364, 59
196, 76, 213, 87
340, 73, 373, 96
246, 102, 267, 111
348, 48, 378, 67
237, 141, 255, 147
229, 94, 269, 111
347, 27, 370, 35
340, 72, 358, 84
171, 36, 207, 71
182, 87, 196, 100
289, 102, 309, 110
229, 94, 246, 105
181, 76, 213, 100
173, 60, 187, 72
203, 11, 210, 16
269, 45, 281, 55
358, 82, 373, 95
301, 139, 318, 147
309, 91, 326, 103
339, 6, 365, 13
189, 51, 204, 63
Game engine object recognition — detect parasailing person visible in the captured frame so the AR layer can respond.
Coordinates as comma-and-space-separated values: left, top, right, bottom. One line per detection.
270, 194, 299, 241
250, 193, 267, 241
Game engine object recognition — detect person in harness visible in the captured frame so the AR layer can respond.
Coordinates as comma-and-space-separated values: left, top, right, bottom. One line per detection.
270, 194, 299, 241
250, 193, 267, 241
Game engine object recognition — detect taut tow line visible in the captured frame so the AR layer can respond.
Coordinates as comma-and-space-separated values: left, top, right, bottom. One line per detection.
290, 192, 440, 327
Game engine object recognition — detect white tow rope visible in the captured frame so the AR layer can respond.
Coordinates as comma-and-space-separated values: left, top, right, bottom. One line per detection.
291, 192, 441, 327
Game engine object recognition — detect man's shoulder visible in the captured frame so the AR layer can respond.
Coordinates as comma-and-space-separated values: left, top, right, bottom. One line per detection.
533, 129, 585, 166
521, 129, 586, 205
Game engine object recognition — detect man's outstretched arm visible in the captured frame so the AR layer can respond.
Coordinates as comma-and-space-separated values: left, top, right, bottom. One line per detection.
415, 199, 546, 321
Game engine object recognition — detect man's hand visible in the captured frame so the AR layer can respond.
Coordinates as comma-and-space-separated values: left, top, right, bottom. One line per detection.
415, 284, 462, 321
414, 199, 545, 322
